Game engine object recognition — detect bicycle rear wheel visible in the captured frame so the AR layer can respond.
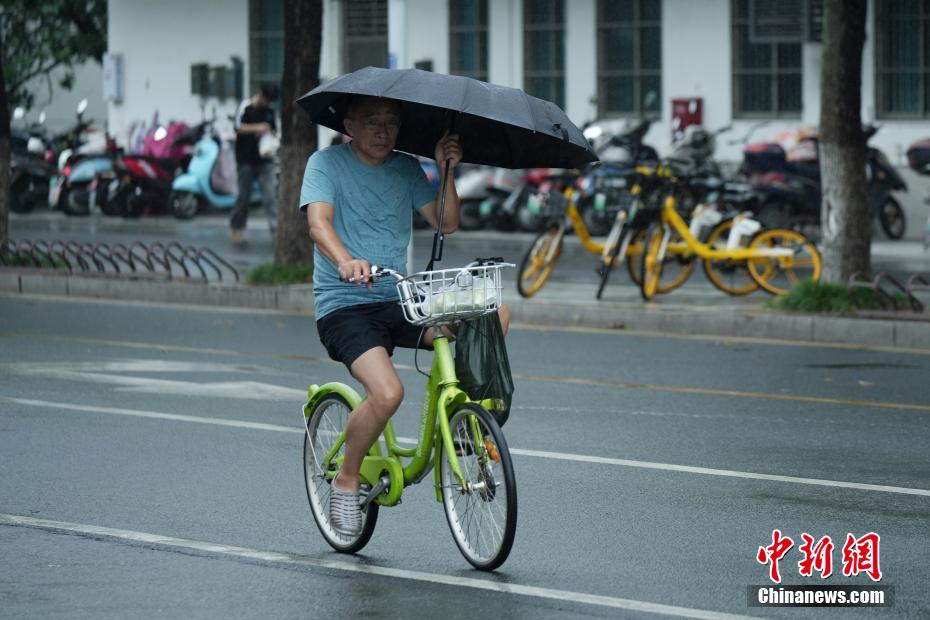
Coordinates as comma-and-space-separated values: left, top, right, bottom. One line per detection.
747, 229, 822, 295
517, 223, 562, 298
303, 393, 379, 553
440, 403, 517, 571
702, 218, 759, 296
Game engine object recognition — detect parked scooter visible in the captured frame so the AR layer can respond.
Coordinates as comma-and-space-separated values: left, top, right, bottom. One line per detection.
741, 125, 908, 239
105, 122, 193, 217
9, 108, 57, 213
168, 120, 260, 219
905, 137, 930, 248
49, 99, 116, 216
454, 164, 490, 230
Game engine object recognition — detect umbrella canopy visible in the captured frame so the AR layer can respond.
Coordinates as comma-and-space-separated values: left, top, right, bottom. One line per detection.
297, 66, 597, 170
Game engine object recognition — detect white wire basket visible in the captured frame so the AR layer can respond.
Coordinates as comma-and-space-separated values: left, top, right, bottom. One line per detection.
395, 263, 512, 326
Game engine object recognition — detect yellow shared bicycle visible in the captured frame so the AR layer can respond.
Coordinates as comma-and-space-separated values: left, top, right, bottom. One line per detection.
518, 165, 656, 298
638, 181, 822, 300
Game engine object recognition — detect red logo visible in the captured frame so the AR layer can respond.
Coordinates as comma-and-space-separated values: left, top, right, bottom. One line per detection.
757, 529, 794, 584
798, 534, 834, 579
758, 530, 882, 583
842, 532, 882, 582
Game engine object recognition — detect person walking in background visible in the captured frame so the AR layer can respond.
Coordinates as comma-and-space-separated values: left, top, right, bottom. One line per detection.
230, 83, 279, 245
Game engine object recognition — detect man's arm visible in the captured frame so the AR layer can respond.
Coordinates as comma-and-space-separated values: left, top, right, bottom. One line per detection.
419, 133, 463, 234
306, 201, 372, 286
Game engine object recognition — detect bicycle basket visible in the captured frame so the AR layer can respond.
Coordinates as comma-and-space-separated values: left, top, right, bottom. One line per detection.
395, 263, 512, 326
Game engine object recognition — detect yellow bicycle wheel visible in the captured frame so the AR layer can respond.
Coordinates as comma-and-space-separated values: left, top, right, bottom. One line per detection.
631, 225, 695, 297
701, 218, 759, 296
517, 225, 562, 298
639, 222, 664, 300
747, 228, 822, 295
624, 228, 646, 286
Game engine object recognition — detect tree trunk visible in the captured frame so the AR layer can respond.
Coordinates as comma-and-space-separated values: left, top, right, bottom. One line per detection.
0, 27, 11, 251
273, 0, 323, 266
819, 0, 870, 283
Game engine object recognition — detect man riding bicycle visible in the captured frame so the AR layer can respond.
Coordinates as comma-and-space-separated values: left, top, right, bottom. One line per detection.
300, 95, 510, 536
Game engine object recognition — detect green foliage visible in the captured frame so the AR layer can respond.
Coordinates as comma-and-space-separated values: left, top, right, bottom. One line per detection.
1, 0, 107, 109
245, 262, 313, 286
767, 279, 909, 313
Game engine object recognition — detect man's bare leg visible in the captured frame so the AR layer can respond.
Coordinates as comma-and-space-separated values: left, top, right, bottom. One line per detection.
332, 346, 404, 492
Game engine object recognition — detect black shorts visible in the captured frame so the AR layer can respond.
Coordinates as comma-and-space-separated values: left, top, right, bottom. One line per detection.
316, 301, 432, 370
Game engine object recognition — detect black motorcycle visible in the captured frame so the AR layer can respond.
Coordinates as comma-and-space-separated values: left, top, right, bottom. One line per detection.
9, 109, 57, 213
743, 125, 908, 239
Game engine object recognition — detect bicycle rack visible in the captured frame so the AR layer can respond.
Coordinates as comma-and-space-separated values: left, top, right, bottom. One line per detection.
0, 239, 240, 283
847, 271, 927, 314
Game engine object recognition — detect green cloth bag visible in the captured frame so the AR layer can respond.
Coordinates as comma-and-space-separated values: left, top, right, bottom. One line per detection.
454, 312, 514, 426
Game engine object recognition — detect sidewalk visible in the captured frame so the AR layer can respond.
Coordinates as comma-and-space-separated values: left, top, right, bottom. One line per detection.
4, 212, 930, 349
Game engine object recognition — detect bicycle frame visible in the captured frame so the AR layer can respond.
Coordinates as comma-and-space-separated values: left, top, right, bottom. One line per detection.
304, 335, 486, 508
657, 195, 793, 261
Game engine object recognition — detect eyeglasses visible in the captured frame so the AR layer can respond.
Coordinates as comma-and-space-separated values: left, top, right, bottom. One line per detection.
359, 117, 401, 132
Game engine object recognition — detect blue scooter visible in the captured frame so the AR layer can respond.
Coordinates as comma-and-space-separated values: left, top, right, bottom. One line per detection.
168, 121, 261, 219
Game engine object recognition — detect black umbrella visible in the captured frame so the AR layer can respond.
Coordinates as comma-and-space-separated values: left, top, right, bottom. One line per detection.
297, 66, 597, 266
297, 66, 597, 170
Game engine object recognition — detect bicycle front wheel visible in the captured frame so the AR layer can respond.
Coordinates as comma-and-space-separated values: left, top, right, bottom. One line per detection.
747, 228, 822, 295
303, 394, 379, 553
440, 403, 517, 571
517, 224, 562, 298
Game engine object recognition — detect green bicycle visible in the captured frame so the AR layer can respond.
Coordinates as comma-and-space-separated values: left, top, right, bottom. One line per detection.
302, 260, 517, 571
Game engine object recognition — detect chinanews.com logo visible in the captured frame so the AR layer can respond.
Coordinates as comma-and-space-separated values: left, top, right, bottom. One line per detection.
749, 530, 893, 608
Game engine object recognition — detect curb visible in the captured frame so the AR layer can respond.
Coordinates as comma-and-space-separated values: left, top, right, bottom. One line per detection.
504, 294, 930, 349
2, 269, 929, 350
0, 270, 314, 313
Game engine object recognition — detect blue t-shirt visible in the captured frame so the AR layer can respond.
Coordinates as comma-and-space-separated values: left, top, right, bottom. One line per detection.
299, 143, 436, 319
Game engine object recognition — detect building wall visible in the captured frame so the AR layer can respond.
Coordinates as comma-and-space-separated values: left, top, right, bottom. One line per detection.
106, 0, 250, 144
488, 0, 521, 89
564, 0, 597, 126
22, 61, 106, 135
103, 0, 930, 238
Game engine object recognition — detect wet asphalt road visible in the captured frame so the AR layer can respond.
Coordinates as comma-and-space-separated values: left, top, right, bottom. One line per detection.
1, 294, 929, 618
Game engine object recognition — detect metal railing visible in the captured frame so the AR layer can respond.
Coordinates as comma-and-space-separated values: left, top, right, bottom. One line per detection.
0, 239, 239, 283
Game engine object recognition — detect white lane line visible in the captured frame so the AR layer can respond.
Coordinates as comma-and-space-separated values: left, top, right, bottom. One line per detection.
0, 513, 754, 620
2, 397, 300, 435
5, 396, 930, 498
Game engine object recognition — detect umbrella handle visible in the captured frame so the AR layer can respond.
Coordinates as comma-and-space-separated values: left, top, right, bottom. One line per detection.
426, 158, 451, 271
426, 113, 459, 271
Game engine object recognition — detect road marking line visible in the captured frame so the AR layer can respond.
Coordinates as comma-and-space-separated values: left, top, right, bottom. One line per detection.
513, 372, 930, 414
3, 332, 928, 412
511, 322, 930, 355
5, 396, 929, 498
0, 513, 754, 620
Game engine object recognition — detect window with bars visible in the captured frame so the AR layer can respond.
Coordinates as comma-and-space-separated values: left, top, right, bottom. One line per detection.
249, 0, 283, 97
344, 0, 388, 72
523, 0, 564, 109
875, 0, 930, 118
731, 0, 802, 117
450, 0, 488, 81
596, 0, 661, 117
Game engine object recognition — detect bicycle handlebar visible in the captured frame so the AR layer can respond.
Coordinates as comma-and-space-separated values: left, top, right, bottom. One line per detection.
348, 257, 511, 284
